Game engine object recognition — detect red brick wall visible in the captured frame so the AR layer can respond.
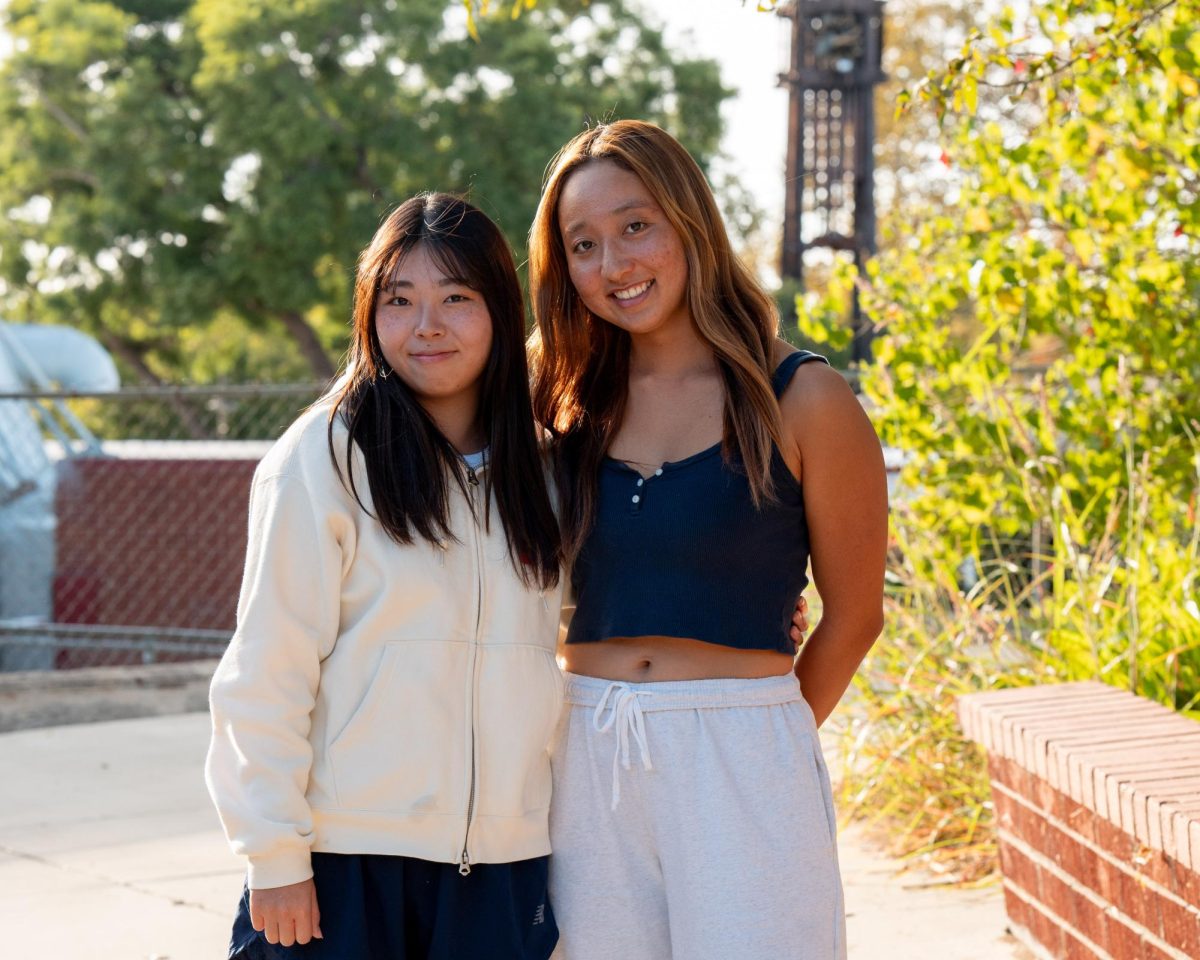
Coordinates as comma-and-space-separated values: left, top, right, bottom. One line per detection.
54, 457, 257, 634
960, 683, 1200, 959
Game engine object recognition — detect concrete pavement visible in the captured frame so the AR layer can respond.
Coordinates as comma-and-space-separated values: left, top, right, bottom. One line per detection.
0, 713, 1028, 959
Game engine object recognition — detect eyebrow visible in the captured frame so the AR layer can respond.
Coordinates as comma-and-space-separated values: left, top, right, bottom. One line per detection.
562, 199, 653, 236
382, 276, 471, 291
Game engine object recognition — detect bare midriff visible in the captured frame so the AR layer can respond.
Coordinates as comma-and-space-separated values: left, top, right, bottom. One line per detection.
560, 634, 795, 683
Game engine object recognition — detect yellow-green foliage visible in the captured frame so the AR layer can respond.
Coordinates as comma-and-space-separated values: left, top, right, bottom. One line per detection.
828, 0, 1200, 879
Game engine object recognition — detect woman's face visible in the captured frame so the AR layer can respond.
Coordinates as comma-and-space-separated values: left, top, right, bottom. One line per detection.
556, 160, 689, 339
375, 244, 493, 412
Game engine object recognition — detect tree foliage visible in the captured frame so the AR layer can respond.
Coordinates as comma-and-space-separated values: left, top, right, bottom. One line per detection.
0, 0, 728, 382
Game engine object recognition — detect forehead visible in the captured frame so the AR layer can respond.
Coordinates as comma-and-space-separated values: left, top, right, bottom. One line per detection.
381, 243, 466, 288
558, 161, 658, 232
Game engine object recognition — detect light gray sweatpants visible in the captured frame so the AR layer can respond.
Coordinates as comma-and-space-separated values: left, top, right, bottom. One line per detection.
548, 672, 846, 960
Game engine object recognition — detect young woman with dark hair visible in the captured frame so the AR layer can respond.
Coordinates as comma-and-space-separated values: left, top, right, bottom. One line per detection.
529, 120, 889, 959
207, 193, 563, 960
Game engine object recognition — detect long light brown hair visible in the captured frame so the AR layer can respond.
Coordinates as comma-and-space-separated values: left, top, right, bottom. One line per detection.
329, 193, 560, 589
528, 120, 783, 561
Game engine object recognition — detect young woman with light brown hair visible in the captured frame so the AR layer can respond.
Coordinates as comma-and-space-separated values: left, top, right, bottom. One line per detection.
529, 120, 888, 959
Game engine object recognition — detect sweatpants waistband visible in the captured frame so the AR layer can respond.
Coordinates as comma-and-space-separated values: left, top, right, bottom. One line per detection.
562, 671, 803, 711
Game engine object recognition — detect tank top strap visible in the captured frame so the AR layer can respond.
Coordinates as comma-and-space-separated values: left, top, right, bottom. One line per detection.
771, 350, 829, 398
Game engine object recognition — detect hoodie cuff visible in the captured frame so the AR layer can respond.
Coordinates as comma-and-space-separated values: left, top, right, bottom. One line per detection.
247, 849, 314, 890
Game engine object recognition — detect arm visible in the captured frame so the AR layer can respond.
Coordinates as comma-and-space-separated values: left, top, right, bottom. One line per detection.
206, 461, 345, 942
782, 363, 888, 726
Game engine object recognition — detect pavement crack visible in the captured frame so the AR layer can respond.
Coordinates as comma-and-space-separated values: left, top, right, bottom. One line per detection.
0, 843, 227, 916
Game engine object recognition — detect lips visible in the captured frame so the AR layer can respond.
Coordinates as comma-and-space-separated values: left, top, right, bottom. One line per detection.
409, 351, 456, 362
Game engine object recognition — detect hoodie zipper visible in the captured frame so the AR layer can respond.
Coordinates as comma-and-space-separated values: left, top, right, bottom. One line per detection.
459, 463, 483, 875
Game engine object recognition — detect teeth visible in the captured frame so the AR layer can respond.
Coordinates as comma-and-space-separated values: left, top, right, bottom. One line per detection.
613, 280, 651, 301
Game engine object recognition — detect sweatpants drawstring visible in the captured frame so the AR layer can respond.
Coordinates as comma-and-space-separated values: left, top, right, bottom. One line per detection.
592, 681, 654, 810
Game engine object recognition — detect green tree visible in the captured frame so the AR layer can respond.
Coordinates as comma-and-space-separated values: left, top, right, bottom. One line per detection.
0, 0, 728, 383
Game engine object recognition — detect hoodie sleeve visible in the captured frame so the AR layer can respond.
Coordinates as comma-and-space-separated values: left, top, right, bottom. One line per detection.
205, 458, 346, 890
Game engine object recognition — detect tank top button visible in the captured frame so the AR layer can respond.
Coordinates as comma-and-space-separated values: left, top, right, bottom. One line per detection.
655, 468, 663, 476
636, 478, 644, 487
632, 494, 641, 504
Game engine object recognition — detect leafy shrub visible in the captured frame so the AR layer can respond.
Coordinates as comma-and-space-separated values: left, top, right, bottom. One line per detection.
813, 0, 1200, 879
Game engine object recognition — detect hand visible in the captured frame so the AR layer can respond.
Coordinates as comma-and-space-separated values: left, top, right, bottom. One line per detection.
250, 878, 323, 947
789, 595, 810, 652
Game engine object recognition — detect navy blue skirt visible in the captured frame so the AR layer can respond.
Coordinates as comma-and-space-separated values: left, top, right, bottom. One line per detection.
228, 852, 557, 960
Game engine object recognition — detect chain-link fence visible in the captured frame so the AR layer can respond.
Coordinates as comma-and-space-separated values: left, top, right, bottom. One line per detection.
0, 384, 324, 672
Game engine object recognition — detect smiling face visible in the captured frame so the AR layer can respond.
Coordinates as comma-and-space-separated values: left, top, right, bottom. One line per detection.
375, 243, 494, 416
557, 160, 691, 339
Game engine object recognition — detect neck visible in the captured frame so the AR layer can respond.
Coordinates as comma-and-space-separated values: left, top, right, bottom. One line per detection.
627, 315, 715, 379
420, 393, 486, 455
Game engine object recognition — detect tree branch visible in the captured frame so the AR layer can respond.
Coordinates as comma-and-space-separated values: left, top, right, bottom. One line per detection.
33, 85, 90, 143
276, 309, 336, 380
979, 0, 1180, 90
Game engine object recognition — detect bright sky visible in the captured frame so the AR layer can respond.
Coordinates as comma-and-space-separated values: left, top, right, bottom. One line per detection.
645, 0, 792, 233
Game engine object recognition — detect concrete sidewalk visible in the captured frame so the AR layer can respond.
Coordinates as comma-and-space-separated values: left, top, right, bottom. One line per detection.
0, 714, 1027, 959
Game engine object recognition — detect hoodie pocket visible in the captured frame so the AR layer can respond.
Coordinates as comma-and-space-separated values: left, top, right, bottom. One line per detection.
475, 646, 565, 818
327, 640, 469, 814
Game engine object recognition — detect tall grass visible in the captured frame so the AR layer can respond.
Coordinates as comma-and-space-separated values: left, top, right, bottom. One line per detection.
836, 437, 1200, 883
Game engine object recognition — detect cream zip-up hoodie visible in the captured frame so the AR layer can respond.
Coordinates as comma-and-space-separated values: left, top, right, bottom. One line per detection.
206, 403, 565, 889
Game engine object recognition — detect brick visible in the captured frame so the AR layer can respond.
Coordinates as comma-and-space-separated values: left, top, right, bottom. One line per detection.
1025, 901, 1065, 957
1003, 882, 1051, 952
964, 683, 1200, 958
1191, 820, 1200, 875
1041, 868, 1078, 927
1160, 898, 1200, 955
1107, 911, 1148, 960
1094, 815, 1136, 863
1170, 810, 1194, 870
1010, 800, 1051, 854
1003, 882, 1029, 927
1066, 794, 1098, 844
1094, 854, 1120, 906
1035, 774, 1060, 816
1061, 925, 1101, 960
1095, 755, 1200, 824
1160, 799, 1200, 853
1125, 779, 1200, 850
1140, 933, 1186, 960
1128, 842, 1182, 900
993, 784, 1017, 832
1069, 883, 1111, 952
1070, 836, 1102, 892
999, 835, 1043, 898
1110, 861, 1162, 936
1168, 857, 1200, 908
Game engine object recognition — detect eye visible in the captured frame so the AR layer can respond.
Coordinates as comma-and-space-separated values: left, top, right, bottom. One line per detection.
625, 220, 648, 235
382, 294, 409, 307
570, 239, 594, 255
445, 293, 471, 304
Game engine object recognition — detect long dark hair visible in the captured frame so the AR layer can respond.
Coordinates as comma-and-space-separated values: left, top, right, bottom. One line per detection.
528, 121, 782, 562
329, 193, 560, 589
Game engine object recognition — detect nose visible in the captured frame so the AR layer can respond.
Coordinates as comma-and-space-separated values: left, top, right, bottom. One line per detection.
601, 242, 632, 283
414, 303, 444, 338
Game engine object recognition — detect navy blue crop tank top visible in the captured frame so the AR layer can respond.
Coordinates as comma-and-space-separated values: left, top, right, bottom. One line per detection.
566, 350, 828, 654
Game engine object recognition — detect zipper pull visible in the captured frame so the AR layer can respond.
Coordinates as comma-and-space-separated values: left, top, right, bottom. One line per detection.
459, 851, 472, 876
466, 466, 479, 487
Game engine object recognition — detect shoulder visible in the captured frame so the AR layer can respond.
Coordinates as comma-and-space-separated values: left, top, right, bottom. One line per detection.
254, 400, 344, 488
771, 344, 845, 409
773, 351, 869, 456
